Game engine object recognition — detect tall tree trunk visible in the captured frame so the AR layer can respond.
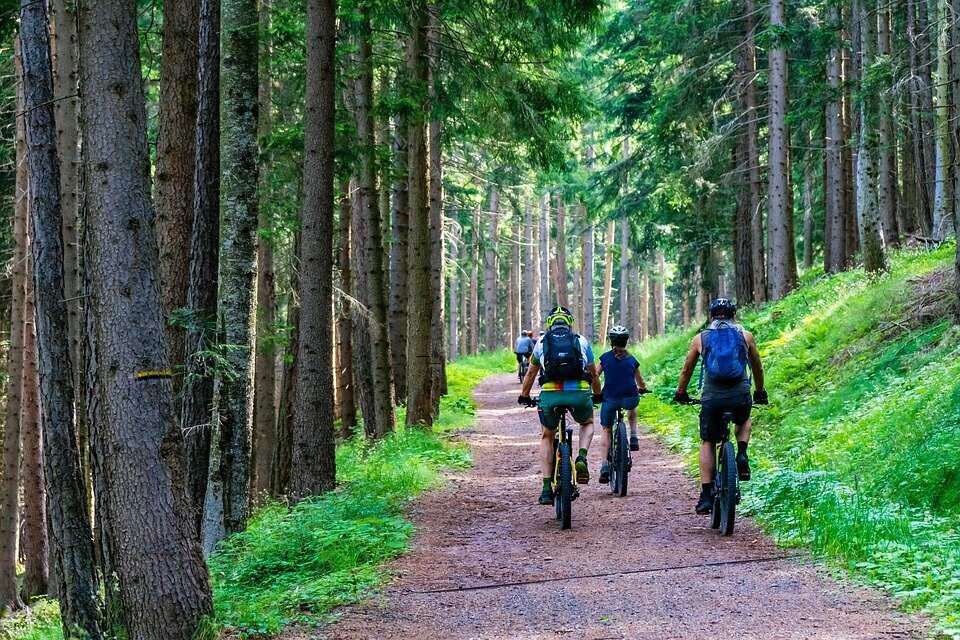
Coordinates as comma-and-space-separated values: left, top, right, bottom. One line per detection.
553, 192, 569, 307
598, 220, 615, 340
951, 0, 960, 321
933, 0, 954, 239
273, 232, 299, 492
876, 4, 900, 246
428, 2, 446, 406
654, 251, 666, 335
292, 0, 336, 499
349, 23, 396, 439
336, 184, 357, 434
538, 194, 551, 316
389, 110, 410, 401
252, 0, 277, 501
406, 0, 434, 426
20, 244, 49, 601
523, 197, 536, 331
448, 224, 460, 361
744, 0, 766, 301
76, 0, 214, 634
767, 0, 798, 299
734, 0, 755, 302
825, 0, 849, 272
468, 206, 480, 354
182, 0, 221, 530
857, 0, 889, 272
0, 53, 27, 610
640, 269, 650, 339
582, 206, 595, 343
50, 0, 87, 498
803, 146, 815, 270
842, 24, 860, 262
155, 0, 201, 402
618, 218, 630, 325
508, 222, 519, 339
483, 187, 500, 351
906, 0, 932, 235
21, 3, 104, 636
912, 0, 937, 234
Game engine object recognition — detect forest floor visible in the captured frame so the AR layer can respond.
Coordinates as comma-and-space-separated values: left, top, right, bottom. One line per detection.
308, 373, 926, 640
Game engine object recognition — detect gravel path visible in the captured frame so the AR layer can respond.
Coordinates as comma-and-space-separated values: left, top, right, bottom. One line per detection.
315, 373, 924, 640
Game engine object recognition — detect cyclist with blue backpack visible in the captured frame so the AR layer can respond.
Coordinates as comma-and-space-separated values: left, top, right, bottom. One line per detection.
674, 299, 768, 515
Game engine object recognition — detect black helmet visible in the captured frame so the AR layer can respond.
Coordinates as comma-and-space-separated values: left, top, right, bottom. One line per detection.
608, 324, 629, 348
709, 298, 737, 319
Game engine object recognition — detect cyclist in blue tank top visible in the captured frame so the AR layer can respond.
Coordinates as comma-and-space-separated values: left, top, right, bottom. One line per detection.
596, 325, 649, 485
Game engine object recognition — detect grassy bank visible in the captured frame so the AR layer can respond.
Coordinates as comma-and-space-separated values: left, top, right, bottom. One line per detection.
2, 352, 510, 639
633, 245, 960, 635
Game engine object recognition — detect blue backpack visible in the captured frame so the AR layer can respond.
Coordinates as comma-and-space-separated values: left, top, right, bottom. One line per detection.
699, 321, 749, 387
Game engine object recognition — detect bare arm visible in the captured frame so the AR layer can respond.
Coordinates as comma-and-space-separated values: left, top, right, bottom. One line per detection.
676, 334, 702, 394
521, 364, 540, 397
744, 331, 765, 391
585, 363, 602, 395
635, 366, 648, 392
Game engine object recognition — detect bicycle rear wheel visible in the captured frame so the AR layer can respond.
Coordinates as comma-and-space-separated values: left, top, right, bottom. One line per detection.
614, 421, 629, 497
557, 440, 573, 530
710, 464, 721, 529
718, 441, 738, 535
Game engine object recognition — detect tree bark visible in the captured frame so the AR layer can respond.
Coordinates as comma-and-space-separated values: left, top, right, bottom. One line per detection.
876, 4, 899, 247
0, 51, 27, 610
210, 0, 260, 540
598, 221, 615, 340
523, 196, 536, 331
744, 0, 766, 301
933, 0, 954, 239
618, 218, 630, 326
857, 0, 889, 272
508, 221, 519, 339
389, 109, 410, 401
78, 0, 214, 633
20, 242, 49, 601
654, 251, 666, 335
468, 206, 480, 354
734, 0, 755, 301
553, 192, 569, 308
349, 18, 396, 438
155, 0, 201, 400
252, 0, 277, 503
448, 224, 460, 361
291, 0, 336, 499
538, 194, 551, 317
766, 0, 798, 299
21, 2, 105, 636
908, 0, 936, 234
640, 269, 650, 339
273, 232, 299, 494
483, 186, 500, 350
427, 5, 446, 407
336, 183, 357, 434
825, 1, 849, 272
803, 145, 815, 270
582, 205, 595, 343
181, 0, 221, 531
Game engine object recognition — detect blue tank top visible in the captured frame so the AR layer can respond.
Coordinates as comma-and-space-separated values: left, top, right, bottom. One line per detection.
600, 350, 640, 400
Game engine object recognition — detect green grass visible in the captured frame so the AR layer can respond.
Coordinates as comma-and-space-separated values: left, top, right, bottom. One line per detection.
1, 354, 507, 639
632, 244, 960, 635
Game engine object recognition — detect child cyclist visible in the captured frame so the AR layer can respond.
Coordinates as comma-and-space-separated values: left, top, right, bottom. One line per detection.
596, 325, 650, 485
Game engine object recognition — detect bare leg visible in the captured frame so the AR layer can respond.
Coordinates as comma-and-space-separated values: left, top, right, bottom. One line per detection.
599, 426, 611, 459
734, 417, 752, 443
627, 408, 638, 437
699, 440, 716, 483
540, 429, 556, 479
578, 419, 595, 453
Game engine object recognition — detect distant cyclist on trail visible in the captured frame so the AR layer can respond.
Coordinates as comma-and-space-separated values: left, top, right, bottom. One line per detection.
673, 298, 768, 515
514, 330, 535, 376
595, 325, 649, 485
518, 306, 603, 506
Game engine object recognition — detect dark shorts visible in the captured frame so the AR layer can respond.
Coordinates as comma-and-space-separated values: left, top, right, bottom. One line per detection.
516, 352, 532, 364
699, 393, 752, 442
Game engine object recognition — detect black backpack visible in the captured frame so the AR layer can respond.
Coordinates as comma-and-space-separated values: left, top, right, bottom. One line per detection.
539, 325, 587, 383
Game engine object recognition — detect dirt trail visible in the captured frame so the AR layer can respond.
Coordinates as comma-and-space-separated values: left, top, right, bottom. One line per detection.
318, 374, 924, 639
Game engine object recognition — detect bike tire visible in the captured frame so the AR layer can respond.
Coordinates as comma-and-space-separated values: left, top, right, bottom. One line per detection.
710, 465, 722, 529
553, 438, 561, 521
558, 441, 573, 530
615, 421, 629, 497
718, 441, 737, 535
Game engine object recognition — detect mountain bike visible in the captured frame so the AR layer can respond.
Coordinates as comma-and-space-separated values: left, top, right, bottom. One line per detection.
608, 390, 651, 498
688, 399, 739, 536
530, 396, 578, 530
518, 355, 530, 382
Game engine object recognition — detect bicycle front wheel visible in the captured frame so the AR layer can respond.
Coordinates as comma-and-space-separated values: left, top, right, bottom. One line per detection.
718, 441, 738, 535
557, 441, 573, 530
615, 421, 629, 497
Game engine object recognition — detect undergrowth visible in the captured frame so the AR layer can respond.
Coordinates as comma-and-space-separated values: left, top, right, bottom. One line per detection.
634, 244, 960, 636
3, 353, 508, 639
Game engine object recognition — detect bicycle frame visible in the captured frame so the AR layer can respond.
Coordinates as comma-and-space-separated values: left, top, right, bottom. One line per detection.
552, 408, 575, 489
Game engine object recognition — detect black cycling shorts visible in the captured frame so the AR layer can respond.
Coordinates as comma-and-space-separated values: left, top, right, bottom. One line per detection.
699, 393, 752, 442
516, 352, 531, 364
